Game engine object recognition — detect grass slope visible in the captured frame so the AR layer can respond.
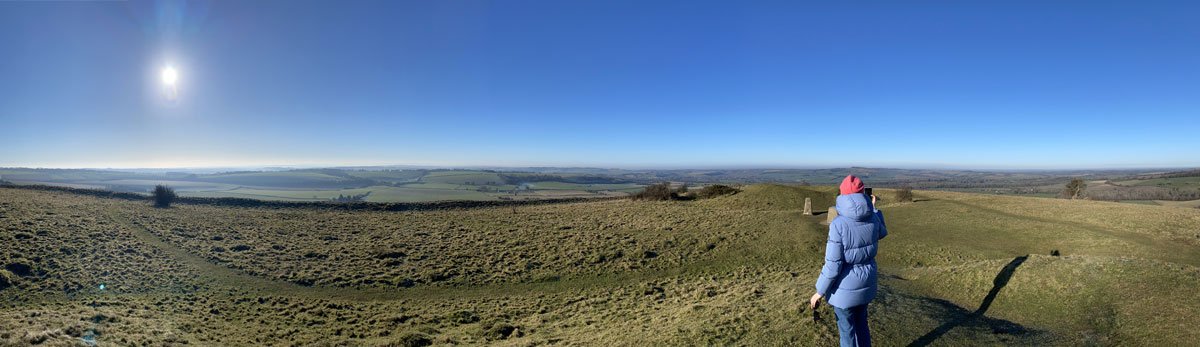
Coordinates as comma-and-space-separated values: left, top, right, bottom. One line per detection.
1, 185, 1198, 345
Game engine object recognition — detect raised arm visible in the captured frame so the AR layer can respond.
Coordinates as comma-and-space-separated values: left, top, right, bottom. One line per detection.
871, 195, 888, 240
875, 209, 888, 240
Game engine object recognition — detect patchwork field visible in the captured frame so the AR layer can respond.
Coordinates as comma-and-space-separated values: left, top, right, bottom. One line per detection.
2, 169, 645, 203
1, 184, 1199, 345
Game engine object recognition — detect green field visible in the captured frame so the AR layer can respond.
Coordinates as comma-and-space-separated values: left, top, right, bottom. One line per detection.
1115, 176, 1200, 190
179, 183, 628, 203
3, 168, 641, 202
2, 185, 1199, 345
525, 181, 643, 191
418, 171, 505, 185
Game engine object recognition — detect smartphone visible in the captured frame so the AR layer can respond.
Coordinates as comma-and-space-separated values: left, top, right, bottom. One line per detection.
864, 187, 873, 197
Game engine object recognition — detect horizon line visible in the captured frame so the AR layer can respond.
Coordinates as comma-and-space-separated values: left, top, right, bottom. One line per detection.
1, 163, 1196, 173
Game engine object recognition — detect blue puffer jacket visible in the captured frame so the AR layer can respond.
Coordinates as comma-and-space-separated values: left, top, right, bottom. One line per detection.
815, 193, 888, 309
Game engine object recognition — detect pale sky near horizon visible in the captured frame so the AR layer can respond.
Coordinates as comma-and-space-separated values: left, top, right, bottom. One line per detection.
2, 1, 1198, 170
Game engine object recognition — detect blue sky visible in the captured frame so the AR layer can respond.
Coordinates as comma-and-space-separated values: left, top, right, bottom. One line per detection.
1, 1, 1197, 169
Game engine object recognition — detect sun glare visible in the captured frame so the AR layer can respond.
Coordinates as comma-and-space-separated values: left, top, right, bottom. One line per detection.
161, 66, 179, 86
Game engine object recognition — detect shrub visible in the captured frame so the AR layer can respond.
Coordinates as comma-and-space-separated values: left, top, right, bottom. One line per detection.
675, 183, 689, 194
152, 184, 177, 208
895, 185, 914, 202
631, 183, 674, 201
696, 184, 740, 199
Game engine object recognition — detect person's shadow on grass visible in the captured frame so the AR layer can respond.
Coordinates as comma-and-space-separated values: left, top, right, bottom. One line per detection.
907, 255, 1029, 347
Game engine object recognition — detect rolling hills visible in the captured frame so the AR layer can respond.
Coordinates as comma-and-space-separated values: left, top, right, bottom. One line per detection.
1, 184, 1198, 345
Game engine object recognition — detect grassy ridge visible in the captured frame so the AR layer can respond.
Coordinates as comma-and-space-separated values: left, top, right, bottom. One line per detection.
1, 185, 1198, 345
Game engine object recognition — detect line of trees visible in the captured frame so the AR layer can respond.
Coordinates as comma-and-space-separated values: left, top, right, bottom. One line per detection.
1124, 169, 1200, 180
499, 174, 628, 185
630, 183, 676, 201
332, 192, 371, 202
1087, 186, 1200, 201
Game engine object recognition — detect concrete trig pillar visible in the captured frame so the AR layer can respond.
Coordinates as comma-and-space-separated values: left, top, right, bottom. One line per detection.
802, 198, 812, 215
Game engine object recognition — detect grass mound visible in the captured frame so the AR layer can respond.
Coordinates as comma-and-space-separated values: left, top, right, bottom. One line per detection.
701, 184, 836, 211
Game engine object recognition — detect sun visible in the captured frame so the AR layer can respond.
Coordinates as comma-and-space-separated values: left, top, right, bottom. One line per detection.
160, 65, 180, 102
161, 66, 179, 87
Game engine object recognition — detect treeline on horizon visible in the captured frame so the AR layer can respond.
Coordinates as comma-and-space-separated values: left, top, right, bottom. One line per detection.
1087, 184, 1200, 201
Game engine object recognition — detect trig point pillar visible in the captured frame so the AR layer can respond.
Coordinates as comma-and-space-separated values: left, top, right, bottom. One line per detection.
802, 198, 812, 215
826, 206, 838, 224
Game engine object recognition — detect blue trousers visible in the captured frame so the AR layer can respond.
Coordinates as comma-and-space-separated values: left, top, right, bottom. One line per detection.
834, 304, 871, 347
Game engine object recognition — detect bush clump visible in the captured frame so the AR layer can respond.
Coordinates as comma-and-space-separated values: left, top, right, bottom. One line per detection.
152, 184, 177, 208
696, 184, 740, 199
895, 185, 914, 202
630, 183, 676, 201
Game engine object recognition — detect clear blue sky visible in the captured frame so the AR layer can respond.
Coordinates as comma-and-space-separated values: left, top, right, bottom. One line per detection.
2, 0, 1197, 169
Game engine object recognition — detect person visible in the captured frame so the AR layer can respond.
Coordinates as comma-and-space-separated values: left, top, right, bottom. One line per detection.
810, 175, 888, 347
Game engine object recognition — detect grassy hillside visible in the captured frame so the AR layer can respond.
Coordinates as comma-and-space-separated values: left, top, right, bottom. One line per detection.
1, 185, 1198, 345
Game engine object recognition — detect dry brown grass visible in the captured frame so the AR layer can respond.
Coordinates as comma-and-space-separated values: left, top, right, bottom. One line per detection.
120, 198, 761, 288
0, 190, 206, 301
2, 185, 1199, 345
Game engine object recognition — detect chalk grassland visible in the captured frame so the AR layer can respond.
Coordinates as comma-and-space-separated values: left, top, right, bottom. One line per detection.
1, 185, 1199, 345
880, 190, 1200, 346
1154, 199, 1200, 208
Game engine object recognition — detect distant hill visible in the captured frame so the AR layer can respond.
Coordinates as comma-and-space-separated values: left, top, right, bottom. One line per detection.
3, 166, 1197, 203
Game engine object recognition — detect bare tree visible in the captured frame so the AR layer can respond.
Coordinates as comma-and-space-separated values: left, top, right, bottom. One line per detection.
1062, 178, 1087, 200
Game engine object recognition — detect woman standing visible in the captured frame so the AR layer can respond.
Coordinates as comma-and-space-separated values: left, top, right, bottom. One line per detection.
810, 175, 888, 347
